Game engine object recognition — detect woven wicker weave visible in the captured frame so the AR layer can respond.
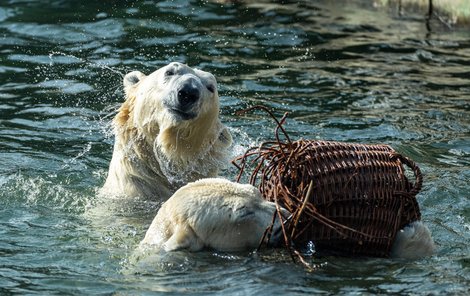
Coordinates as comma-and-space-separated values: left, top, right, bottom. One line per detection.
233, 139, 422, 257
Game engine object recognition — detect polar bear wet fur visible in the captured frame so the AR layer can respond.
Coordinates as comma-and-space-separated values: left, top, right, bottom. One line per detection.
102, 63, 232, 199
140, 178, 287, 252
141, 178, 435, 258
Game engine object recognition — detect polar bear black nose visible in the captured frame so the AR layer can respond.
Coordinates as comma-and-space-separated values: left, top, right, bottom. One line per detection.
177, 83, 200, 108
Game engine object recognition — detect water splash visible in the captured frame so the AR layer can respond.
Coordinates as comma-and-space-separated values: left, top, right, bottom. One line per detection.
48, 51, 126, 78
0, 172, 93, 214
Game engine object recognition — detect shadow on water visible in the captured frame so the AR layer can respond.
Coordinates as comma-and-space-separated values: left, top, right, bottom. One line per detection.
0, 0, 469, 294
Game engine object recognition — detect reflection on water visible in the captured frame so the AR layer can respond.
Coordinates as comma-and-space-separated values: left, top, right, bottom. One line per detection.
0, 0, 469, 295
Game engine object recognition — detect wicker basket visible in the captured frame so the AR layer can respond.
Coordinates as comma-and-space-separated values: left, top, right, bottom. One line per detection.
233, 139, 422, 257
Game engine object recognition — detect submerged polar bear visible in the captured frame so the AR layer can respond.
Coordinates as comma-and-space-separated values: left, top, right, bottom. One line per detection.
140, 178, 287, 252
102, 63, 232, 199
141, 178, 435, 259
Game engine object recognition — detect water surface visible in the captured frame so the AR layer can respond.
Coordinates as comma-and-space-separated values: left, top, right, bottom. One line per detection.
1, 0, 469, 295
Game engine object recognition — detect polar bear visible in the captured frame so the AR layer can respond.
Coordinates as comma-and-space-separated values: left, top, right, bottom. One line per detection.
140, 178, 435, 258
140, 178, 287, 252
102, 63, 232, 199
391, 221, 436, 259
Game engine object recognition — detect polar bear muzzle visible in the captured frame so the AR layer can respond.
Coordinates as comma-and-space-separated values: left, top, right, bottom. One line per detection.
165, 75, 204, 121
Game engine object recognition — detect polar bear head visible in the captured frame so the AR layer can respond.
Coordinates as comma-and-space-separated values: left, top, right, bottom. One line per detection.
115, 62, 226, 160
121, 62, 219, 124
105, 63, 232, 198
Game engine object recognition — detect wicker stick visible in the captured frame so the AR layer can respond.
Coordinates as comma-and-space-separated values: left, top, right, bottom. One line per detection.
291, 180, 314, 239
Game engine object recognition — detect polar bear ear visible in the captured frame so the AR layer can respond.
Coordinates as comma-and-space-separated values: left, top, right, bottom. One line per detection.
115, 71, 146, 127
123, 71, 146, 95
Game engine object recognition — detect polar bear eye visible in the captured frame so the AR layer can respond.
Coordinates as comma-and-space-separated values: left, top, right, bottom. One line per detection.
165, 70, 175, 77
206, 84, 215, 93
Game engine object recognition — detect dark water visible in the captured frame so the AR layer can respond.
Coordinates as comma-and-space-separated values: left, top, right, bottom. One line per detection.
1, 0, 469, 295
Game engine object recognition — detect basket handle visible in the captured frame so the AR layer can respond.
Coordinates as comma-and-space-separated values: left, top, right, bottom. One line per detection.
392, 153, 423, 196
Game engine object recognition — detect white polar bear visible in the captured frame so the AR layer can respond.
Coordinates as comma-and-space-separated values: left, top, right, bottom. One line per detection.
141, 178, 435, 259
102, 63, 232, 200
140, 178, 287, 252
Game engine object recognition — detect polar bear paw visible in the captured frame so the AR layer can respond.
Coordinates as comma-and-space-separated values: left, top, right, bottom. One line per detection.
391, 221, 436, 259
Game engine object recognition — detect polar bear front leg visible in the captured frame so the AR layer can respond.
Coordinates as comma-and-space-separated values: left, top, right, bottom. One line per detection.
163, 224, 205, 252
